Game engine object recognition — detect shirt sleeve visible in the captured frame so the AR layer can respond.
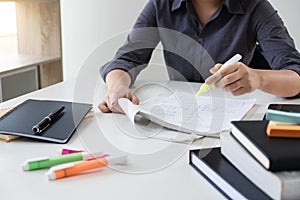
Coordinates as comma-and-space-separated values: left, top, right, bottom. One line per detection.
254, 0, 300, 75
100, 0, 160, 83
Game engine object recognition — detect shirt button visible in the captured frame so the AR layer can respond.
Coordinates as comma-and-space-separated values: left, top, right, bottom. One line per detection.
198, 38, 203, 44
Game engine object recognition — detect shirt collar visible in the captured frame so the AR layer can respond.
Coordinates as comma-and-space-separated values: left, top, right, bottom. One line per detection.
172, 0, 244, 15
171, 0, 186, 12
222, 0, 244, 15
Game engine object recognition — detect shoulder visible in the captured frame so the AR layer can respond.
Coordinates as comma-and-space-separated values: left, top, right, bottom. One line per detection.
239, 0, 276, 14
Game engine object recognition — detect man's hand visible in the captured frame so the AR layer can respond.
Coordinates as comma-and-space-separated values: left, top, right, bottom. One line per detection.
98, 85, 139, 113
205, 62, 260, 96
98, 69, 140, 113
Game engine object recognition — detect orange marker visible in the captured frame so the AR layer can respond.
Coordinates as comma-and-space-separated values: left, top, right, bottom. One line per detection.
46, 156, 127, 180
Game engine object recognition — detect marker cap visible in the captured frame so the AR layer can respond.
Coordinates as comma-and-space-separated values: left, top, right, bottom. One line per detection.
21, 156, 49, 171
106, 155, 127, 165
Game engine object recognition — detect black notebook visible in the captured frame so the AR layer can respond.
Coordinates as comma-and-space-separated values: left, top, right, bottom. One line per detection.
0, 99, 92, 143
189, 148, 271, 199
231, 120, 300, 171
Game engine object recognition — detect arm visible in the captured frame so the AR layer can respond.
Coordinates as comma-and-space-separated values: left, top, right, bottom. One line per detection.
252, 1, 300, 96
99, 1, 159, 113
254, 69, 300, 97
206, 1, 300, 97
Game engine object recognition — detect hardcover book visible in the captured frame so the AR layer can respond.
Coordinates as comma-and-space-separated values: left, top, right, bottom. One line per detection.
231, 120, 300, 171
189, 148, 271, 199
221, 132, 300, 200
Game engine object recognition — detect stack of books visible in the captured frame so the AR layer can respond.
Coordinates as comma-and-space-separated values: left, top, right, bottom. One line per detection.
190, 104, 300, 199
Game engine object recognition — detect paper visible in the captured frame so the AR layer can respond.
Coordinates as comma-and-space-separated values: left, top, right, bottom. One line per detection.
119, 90, 255, 139
118, 96, 199, 143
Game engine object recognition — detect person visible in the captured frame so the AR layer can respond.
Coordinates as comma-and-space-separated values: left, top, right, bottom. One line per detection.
98, 0, 300, 113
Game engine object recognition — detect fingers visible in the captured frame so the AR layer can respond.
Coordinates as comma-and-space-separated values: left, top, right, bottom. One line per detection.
231, 87, 249, 96
205, 62, 257, 96
98, 87, 140, 113
108, 95, 124, 113
98, 100, 112, 113
98, 94, 123, 113
209, 63, 222, 74
98, 98, 124, 113
129, 92, 140, 105
206, 63, 237, 85
214, 69, 240, 89
226, 79, 251, 96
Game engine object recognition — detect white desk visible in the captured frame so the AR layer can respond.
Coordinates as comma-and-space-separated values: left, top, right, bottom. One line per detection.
0, 79, 298, 200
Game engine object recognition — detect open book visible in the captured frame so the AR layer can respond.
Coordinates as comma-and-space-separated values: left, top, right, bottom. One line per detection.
119, 90, 255, 139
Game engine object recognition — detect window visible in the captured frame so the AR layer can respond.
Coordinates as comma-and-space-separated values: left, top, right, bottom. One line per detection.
0, 2, 18, 57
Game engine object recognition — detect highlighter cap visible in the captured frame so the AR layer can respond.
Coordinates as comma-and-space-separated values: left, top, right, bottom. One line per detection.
21, 163, 29, 171
46, 170, 56, 181
107, 155, 127, 165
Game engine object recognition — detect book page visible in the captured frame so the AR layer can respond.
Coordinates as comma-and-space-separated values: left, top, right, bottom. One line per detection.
118, 98, 202, 143
119, 90, 255, 137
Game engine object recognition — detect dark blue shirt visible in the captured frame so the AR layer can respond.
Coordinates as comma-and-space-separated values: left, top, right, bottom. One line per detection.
100, 0, 300, 83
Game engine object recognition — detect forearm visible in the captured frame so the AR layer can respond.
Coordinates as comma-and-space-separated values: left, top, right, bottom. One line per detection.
256, 69, 300, 97
105, 69, 132, 91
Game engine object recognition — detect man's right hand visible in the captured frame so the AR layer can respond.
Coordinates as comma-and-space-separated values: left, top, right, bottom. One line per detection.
98, 85, 139, 113
98, 69, 139, 113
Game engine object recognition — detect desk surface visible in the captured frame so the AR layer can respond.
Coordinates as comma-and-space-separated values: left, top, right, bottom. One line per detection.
0, 79, 298, 200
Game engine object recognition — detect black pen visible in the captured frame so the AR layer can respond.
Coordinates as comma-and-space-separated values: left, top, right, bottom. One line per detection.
32, 106, 65, 133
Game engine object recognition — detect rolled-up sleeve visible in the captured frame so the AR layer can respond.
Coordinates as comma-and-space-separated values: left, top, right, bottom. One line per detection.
100, 0, 160, 83
254, 0, 300, 75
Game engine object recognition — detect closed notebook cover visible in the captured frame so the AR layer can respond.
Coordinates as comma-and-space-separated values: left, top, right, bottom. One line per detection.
231, 120, 300, 171
0, 99, 92, 143
189, 148, 271, 199
267, 104, 300, 113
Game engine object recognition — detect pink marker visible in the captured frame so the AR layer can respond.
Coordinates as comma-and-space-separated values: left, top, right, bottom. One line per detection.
58, 146, 85, 155
58, 146, 110, 159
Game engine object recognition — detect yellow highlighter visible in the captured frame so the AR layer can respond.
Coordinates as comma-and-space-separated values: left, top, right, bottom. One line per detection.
196, 54, 242, 96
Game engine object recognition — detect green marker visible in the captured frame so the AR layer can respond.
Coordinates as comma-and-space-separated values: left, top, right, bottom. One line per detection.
21, 151, 104, 171
196, 54, 242, 96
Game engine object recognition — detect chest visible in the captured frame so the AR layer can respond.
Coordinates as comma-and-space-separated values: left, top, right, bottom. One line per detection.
159, 8, 256, 64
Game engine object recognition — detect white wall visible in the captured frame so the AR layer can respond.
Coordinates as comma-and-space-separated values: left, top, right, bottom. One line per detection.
60, 0, 300, 81
60, 0, 148, 80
